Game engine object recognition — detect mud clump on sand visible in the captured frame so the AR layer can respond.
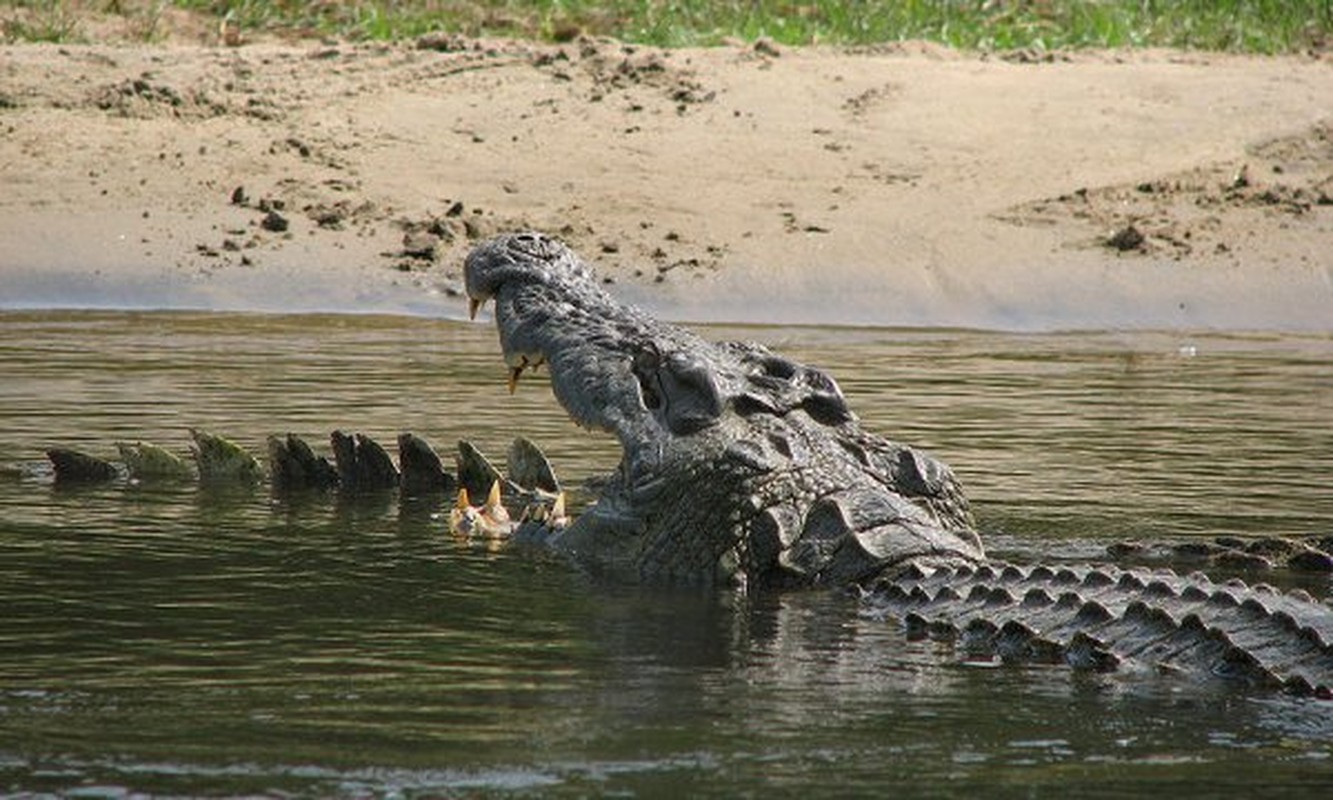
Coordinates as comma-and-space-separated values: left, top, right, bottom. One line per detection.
1002, 124, 1333, 265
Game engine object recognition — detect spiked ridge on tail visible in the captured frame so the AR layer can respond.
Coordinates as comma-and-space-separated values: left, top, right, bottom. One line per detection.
38, 432, 553, 512
117, 441, 193, 481
268, 433, 339, 490
191, 429, 264, 484
865, 562, 1333, 697
331, 430, 400, 491
46, 448, 119, 483
399, 433, 454, 494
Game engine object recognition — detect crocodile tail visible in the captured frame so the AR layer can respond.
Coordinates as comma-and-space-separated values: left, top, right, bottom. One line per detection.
865, 562, 1333, 698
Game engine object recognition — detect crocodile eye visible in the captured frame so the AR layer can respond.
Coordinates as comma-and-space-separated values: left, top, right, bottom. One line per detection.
802, 392, 852, 426
760, 355, 799, 379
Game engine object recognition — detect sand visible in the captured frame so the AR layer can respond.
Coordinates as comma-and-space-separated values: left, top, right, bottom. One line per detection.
1, 34, 1330, 330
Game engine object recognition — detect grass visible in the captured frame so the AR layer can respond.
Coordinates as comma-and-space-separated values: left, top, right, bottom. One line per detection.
2, 1, 1330, 53
2, 0, 82, 41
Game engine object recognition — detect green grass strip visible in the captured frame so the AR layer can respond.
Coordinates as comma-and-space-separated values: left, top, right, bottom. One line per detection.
5, 1, 1331, 53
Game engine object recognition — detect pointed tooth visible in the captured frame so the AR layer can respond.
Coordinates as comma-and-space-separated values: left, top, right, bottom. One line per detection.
468, 298, 482, 320
483, 479, 511, 527
449, 488, 474, 535
508, 366, 523, 394
551, 491, 566, 519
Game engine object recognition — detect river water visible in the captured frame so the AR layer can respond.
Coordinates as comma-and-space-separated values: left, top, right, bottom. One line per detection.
1, 310, 1331, 796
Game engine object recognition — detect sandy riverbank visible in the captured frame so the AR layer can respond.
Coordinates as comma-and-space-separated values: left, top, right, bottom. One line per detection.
2, 35, 1330, 329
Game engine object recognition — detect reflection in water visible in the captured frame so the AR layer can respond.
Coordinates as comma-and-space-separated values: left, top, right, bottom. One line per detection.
1, 311, 1331, 795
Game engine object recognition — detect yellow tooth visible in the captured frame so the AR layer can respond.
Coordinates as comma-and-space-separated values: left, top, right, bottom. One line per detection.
508, 366, 523, 394
449, 488, 474, 535
551, 491, 566, 519
483, 479, 512, 527
468, 298, 482, 320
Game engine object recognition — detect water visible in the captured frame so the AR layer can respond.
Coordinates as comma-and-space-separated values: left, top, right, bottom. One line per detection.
1, 311, 1331, 797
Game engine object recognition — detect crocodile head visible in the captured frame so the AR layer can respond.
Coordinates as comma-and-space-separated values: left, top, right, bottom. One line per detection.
465, 232, 985, 587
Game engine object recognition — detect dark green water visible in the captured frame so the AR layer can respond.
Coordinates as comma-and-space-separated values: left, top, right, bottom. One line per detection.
1, 311, 1331, 797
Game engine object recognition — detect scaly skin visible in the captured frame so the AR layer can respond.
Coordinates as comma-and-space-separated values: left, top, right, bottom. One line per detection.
867, 561, 1333, 696
464, 232, 984, 587
464, 232, 1333, 697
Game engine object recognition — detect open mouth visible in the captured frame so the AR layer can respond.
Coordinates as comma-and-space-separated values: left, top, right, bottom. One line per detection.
463, 232, 988, 586
463, 232, 717, 445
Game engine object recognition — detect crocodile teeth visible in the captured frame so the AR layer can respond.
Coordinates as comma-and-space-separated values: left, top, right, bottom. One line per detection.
449, 487, 473, 534
484, 479, 510, 523
505, 354, 548, 394
468, 298, 483, 320
449, 481, 513, 539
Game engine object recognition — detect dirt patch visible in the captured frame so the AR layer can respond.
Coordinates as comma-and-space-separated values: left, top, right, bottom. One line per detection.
1000, 124, 1333, 263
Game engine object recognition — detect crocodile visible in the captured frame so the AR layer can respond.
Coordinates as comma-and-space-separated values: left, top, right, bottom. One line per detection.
15, 232, 1332, 698
462, 231, 1333, 698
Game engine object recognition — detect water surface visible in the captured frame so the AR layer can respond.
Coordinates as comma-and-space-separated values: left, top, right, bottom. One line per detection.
1, 311, 1330, 796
